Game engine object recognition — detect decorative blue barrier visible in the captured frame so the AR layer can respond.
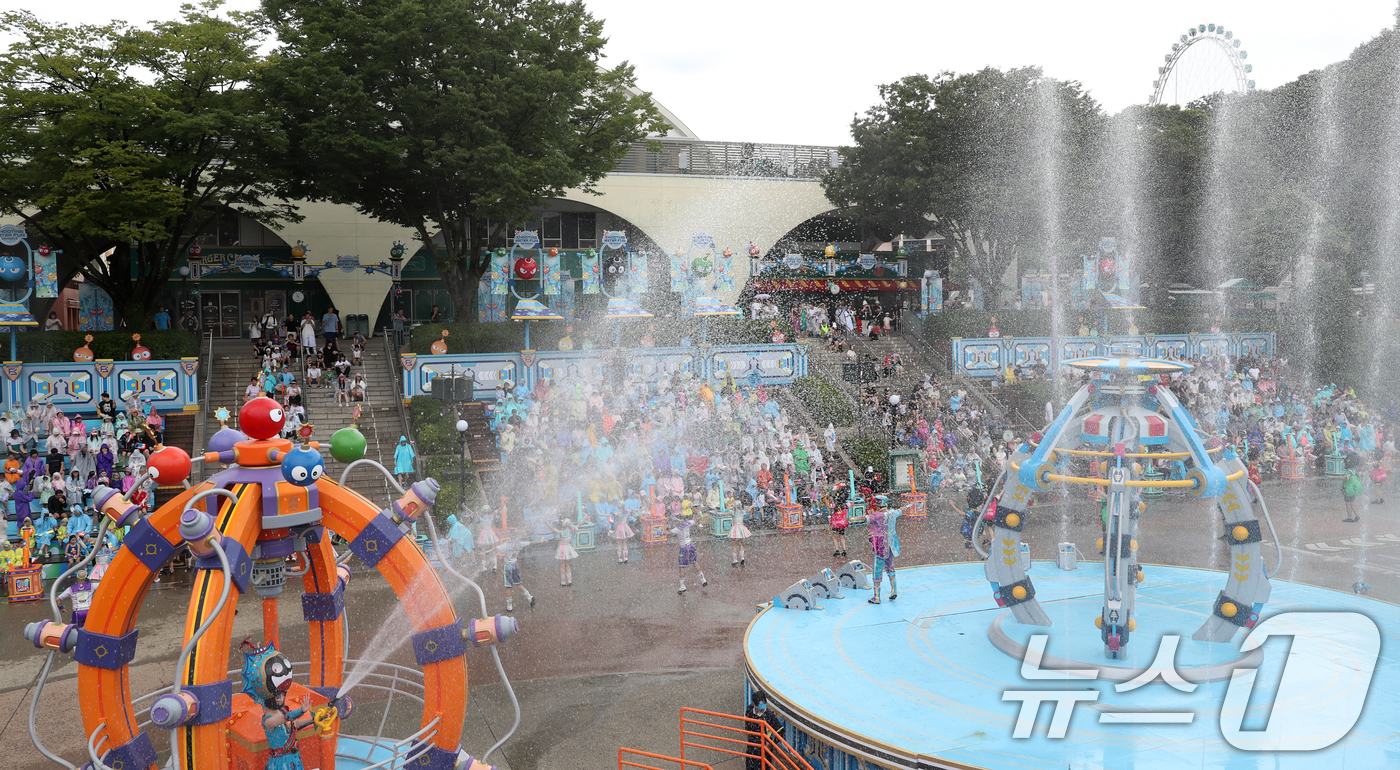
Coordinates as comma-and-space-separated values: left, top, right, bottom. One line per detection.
0, 358, 201, 413
399, 343, 808, 400
950, 333, 1275, 378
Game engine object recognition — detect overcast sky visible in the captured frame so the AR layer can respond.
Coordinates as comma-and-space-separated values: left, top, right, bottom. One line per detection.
8, 1, 1397, 146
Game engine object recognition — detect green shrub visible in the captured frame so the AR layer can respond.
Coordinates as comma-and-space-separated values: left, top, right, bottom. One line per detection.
423, 454, 482, 524
793, 376, 853, 426
407, 395, 460, 455
845, 434, 889, 475
0, 330, 200, 363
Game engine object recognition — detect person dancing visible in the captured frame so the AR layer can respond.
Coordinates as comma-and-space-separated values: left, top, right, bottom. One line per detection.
866, 501, 898, 604
830, 491, 849, 558
548, 513, 585, 586
671, 508, 708, 594
729, 501, 751, 566
613, 496, 636, 563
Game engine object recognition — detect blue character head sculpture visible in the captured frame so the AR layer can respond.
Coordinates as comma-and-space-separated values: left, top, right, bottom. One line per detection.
281, 445, 325, 487
0, 255, 26, 282
240, 640, 295, 708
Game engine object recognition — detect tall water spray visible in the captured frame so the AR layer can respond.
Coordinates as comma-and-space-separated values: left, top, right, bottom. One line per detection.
1361, 34, 1400, 406
1030, 78, 1067, 539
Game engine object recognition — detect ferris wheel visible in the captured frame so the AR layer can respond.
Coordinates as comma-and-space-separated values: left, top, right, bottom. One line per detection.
1150, 23, 1256, 107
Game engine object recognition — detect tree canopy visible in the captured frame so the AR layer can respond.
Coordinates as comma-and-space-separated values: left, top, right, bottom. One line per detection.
0, 1, 293, 326
261, 0, 664, 321
822, 67, 1104, 299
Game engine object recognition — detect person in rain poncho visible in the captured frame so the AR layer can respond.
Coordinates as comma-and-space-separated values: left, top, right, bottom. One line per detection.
441, 512, 475, 563
393, 436, 416, 485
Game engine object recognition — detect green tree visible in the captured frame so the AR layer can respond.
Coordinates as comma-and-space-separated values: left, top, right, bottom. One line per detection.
261, 0, 664, 322
823, 67, 1104, 304
0, 2, 294, 326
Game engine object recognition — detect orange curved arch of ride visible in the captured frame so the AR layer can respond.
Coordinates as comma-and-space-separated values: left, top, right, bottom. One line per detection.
77, 475, 466, 770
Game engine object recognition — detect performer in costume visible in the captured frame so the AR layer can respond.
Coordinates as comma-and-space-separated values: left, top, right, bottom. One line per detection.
476, 507, 499, 574
58, 569, 95, 628
614, 492, 637, 564
829, 486, 849, 558
548, 513, 586, 586
239, 642, 322, 770
670, 507, 707, 594
495, 537, 536, 612
866, 500, 898, 604
729, 492, 752, 567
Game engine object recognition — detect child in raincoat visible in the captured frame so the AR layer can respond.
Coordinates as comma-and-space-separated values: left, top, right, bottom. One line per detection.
393, 436, 416, 485
441, 512, 475, 565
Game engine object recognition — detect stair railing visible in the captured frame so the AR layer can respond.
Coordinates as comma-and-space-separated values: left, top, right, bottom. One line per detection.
194, 331, 214, 482
383, 326, 420, 477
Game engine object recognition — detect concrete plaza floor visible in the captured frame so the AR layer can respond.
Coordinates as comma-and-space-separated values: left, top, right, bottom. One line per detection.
0, 475, 1391, 769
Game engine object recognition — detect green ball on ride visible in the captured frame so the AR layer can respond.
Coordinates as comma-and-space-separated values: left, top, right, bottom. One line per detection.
330, 427, 367, 463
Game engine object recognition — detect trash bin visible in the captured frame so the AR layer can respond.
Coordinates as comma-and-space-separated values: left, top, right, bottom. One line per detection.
842, 363, 859, 383
345, 313, 370, 339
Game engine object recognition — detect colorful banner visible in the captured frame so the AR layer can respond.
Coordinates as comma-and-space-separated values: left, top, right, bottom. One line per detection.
476, 280, 506, 322
34, 249, 57, 298
1021, 273, 1050, 309
489, 249, 509, 295
581, 250, 601, 294
628, 251, 648, 297
669, 251, 688, 292
548, 276, 576, 321
922, 270, 943, 313
542, 249, 561, 295
79, 283, 114, 330
717, 250, 734, 292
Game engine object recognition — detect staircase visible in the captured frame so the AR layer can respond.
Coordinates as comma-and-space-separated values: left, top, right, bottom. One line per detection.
162, 413, 196, 455
455, 401, 500, 476
302, 342, 402, 501
201, 337, 407, 502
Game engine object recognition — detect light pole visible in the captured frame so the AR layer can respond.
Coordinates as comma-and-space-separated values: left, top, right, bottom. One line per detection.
888, 393, 901, 447
455, 418, 470, 505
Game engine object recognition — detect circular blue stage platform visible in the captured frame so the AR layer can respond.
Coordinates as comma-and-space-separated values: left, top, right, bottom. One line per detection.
743, 562, 1400, 770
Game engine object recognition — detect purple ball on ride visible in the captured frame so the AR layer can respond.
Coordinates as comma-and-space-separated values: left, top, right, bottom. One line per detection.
208, 427, 247, 456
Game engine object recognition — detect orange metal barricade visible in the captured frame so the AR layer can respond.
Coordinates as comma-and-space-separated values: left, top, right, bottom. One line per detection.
618, 748, 714, 770
679, 707, 815, 770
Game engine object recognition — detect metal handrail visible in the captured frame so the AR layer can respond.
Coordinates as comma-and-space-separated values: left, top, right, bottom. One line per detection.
611, 137, 841, 180
53, 658, 433, 770
679, 707, 815, 770
338, 716, 442, 770
619, 748, 714, 770
195, 330, 214, 482
384, 327, 420, 477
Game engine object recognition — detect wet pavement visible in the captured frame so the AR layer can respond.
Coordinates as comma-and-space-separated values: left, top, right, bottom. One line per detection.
0, 475, 1392, 769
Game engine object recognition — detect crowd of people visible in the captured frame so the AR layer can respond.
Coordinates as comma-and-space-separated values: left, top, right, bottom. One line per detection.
1148, 353, 1394, 496
435, 369, 859, 599
245, 307, 372, 422
0, 393, 163, 596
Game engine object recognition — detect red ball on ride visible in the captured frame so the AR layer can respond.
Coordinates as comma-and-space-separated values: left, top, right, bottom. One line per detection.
239, 397, 285, 441
514, 256, 538, 279
1099, 258, 1116, 275
147, 446, 192, 484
